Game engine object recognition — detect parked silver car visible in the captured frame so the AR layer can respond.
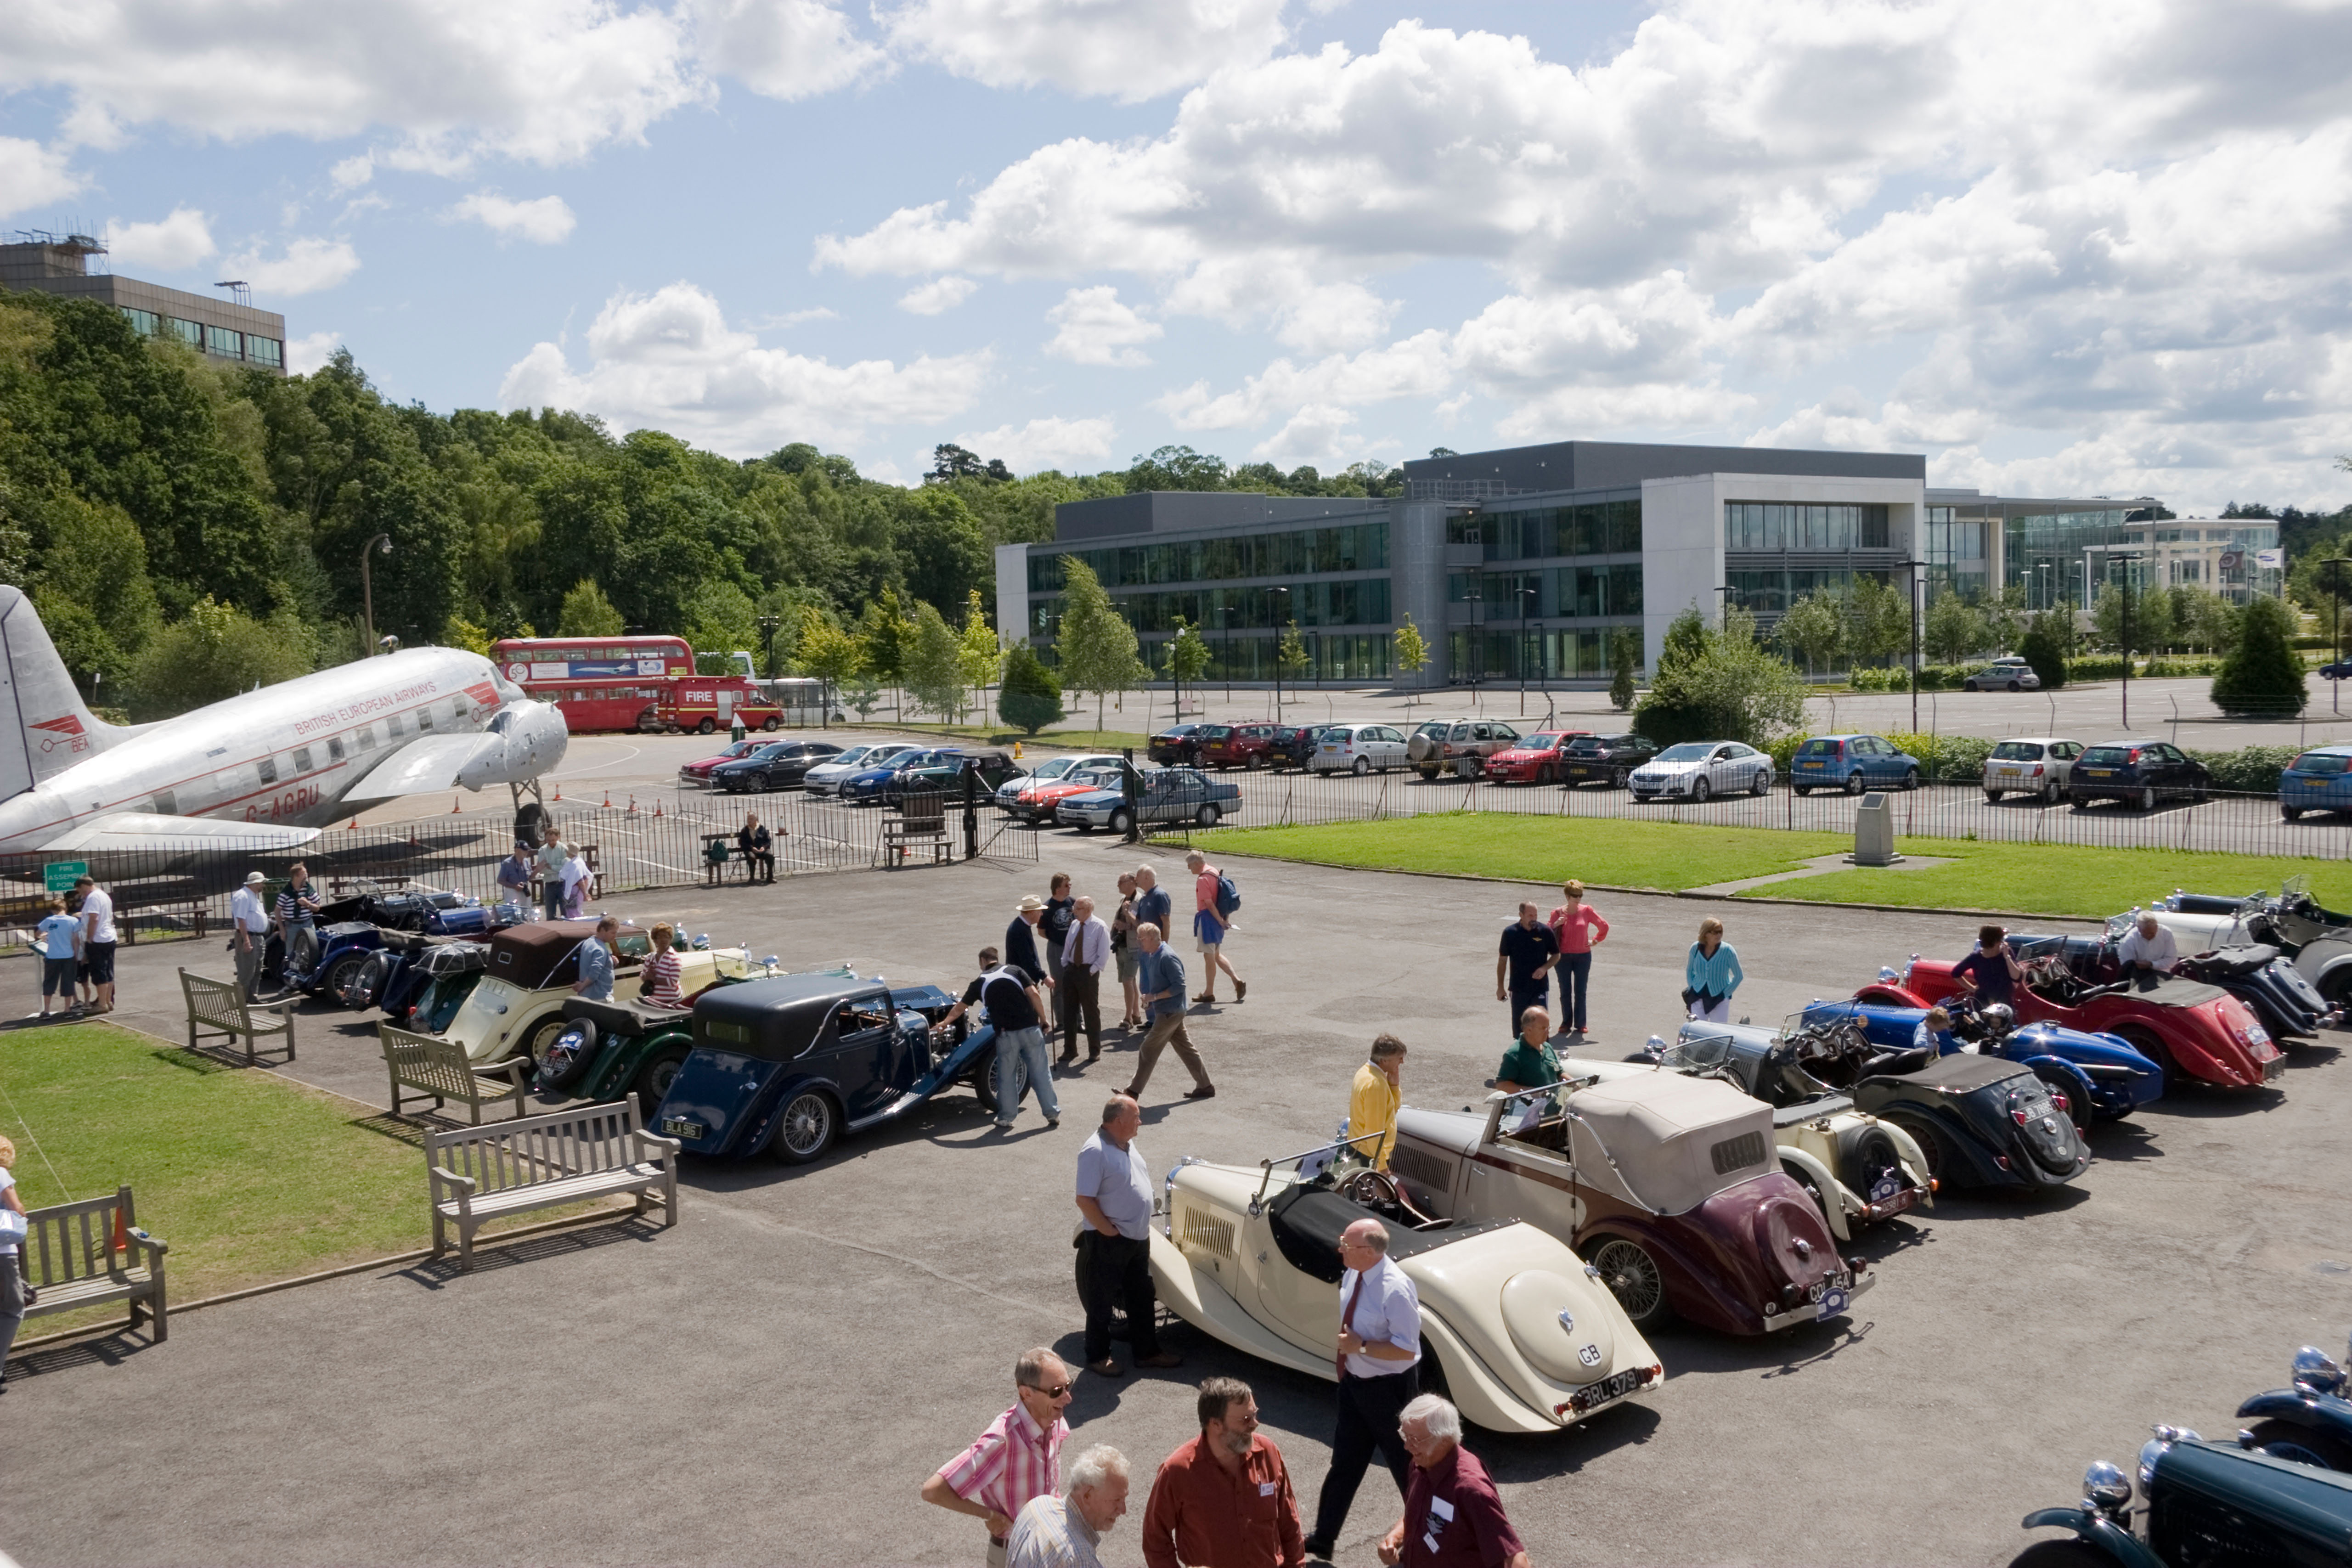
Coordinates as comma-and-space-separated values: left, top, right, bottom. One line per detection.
1961, 657, 2041, 692
1627, 741, 1773, 801
1309, 723, 1410, 774
1981, 735, 2082, 802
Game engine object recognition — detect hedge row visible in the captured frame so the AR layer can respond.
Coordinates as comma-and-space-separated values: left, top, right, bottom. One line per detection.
1844, 654, 2228, 690
1760, 733, 2309, 791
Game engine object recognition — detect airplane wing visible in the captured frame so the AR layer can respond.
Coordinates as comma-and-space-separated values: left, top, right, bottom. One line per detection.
35, 812, 320, 852
347, 733, 506, 799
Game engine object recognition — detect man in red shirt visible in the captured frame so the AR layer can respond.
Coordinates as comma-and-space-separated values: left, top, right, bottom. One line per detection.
1376, 1395, 1529, 1568
1140, 1377, 1303, 1568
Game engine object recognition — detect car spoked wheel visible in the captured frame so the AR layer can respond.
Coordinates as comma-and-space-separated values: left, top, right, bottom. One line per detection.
1589, 1237, 1667, 1326
771, 1089, 839, 1164
322, 953, 368, 1004
338, 952, 390, 1009
1882, 1113, 1945, 1184
630, 1045, 691, 1116
2246, 1418, 2352, 1470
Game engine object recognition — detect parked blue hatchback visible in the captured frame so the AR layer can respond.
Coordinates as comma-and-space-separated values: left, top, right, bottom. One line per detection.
2279, 745, 2352, 820
1790, 733, 1922, 795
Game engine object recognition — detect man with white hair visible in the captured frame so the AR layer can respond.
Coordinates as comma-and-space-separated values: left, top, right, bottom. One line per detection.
1006, 1444, 1129, 1568
2116, 910, 2177, 989
1302, 1217, 1421, 1562
1375, 1396, 1529, 1568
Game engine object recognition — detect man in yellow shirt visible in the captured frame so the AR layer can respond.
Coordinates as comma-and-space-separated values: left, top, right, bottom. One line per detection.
1347, 1034, 1407, 1171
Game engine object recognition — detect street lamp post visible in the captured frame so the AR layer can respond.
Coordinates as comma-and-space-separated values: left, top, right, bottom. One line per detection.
1269, 587, 1291, 723
2327, 558, 2349, 715
1895, 558, 1927, 733
1516, 585, 1539, 715
360, 533, 392, 654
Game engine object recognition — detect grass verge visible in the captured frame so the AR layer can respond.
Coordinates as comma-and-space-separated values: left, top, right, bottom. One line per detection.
1188, 814, 2352, 919
0, 1023, 590, 1336
1740, 839, 2352, 918
1191, 815, 1851, 890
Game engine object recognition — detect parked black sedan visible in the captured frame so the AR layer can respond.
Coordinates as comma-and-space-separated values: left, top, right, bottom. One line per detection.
2066, 738, 2211, 811
1558, 732, 1658, 788
711, 739, 844, 792
1148, 724, 1205, 765
883, 748, 1022, 806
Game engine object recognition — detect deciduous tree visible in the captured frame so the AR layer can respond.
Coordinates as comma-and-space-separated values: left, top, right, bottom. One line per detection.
558, 579, 624, 636
1054, 558, 1148, 732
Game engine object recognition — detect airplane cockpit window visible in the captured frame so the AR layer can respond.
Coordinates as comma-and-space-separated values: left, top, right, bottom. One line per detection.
489, 711, 513, 734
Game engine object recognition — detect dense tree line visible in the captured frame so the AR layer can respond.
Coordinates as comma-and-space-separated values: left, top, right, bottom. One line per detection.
0, 288, 1406, 720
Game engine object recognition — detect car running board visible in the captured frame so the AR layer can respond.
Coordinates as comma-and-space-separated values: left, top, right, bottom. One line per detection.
849, 1090, 928, 1132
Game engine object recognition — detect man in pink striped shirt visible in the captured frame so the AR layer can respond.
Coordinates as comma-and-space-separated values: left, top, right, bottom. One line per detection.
924, 1348, 1075, 1567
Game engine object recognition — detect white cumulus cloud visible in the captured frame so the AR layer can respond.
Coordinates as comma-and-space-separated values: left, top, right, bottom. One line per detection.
879, 0, 1287, 102
286, 330, 343, 374
498, 281, 990, 457
898, 275, 979, 315
1043, 286, 1161, 367
102, 207, 217, 270
223, 237, 361, 296
688, 0, 889, 99
451, 191, 577, 244
953, 415, 1117, 474
0, 137, 81, 220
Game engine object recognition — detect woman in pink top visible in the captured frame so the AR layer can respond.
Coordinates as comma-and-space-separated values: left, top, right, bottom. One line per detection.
1547, 880, 1608, 1039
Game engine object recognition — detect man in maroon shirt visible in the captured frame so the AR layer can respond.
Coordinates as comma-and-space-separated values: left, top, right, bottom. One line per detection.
1376, 1395, 1530, 1568
1140, 1376, 1304, 1568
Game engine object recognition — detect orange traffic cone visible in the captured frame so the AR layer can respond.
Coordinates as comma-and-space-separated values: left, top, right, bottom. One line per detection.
451, 796, 461, 814
653, 801, 663, 818
627, 794, 638, 814
347, 817, 360, 829
112, 1207, 129, 1254
553, 788, 562, 802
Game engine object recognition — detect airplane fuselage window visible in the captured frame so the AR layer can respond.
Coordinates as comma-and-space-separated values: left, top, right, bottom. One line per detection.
258, 756, 278, 785
356, 725, 377, 751
327, 736, 345, 762
293, 747, 314, 773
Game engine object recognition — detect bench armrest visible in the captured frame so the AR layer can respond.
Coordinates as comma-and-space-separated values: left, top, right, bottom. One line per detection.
128, 1225, 169, 1260
633, 1129, 682, 1158
428, 1166, 479, 1197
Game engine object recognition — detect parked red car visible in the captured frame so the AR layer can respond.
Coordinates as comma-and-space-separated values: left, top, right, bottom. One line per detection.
677, 739, 767, 786
1198, 722, 1286, 770
1862, 954, 2284, 1091
1484, 730, 1592, 784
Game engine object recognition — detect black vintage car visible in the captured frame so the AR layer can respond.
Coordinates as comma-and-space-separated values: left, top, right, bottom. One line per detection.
1783, 1015, 2091, 1192
653, 973, 981, 1164
1559, 733, 1658, 788
2012, 1426, 2352, 1566
711, 739, 844, 792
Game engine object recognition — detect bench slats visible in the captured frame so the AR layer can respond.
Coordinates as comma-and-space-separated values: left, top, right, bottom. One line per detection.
379, 1024, 530, 1125
11, 1186, 169, 1346
422, 1096, 678, 1270
179, 969, 295, 1066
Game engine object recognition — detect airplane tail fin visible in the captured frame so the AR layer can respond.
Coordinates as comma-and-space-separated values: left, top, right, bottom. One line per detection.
0, 585, 132, 800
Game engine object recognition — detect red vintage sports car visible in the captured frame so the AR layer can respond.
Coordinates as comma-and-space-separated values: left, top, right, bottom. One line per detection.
1484, 730, 1593, 785
1862, 953, 2284, 1091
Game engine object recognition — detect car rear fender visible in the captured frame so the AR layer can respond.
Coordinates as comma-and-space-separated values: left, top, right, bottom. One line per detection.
2012, 1052, 2099, 1117
1147, 1229, 1332, 1386
2018, 1508, 2164, 1568
1577, 1215, 1756, 1338
2134, 1005, 2257, 1087
1415, 1313, 1568, 1436
1773, 1144, 1858, 1235
582, 1022, 694, 1101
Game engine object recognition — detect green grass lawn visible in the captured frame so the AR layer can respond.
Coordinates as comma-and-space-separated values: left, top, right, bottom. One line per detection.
0, 1023, 580, 1334
1743, 839, 2352, 918
1193, 815, 1852, 890
1190, 814, 2352, 919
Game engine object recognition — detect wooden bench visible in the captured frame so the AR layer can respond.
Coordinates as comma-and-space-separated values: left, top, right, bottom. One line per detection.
880, 791, 952, 868
424, 1096, 679, 1270
379, 1023, 532, 1124
178, 969, 296, 1065
11, 1186, 169, 1350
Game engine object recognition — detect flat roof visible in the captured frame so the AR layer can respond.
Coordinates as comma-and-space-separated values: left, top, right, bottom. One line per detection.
1404, 439, 1923, 492
1053, 491, 1386, 542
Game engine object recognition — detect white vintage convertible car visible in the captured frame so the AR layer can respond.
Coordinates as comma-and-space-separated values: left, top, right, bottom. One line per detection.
1151, 1135, 1663, 1435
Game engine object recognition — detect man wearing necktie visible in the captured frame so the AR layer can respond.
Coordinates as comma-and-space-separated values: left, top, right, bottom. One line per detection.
1302, 1218, 1421, 1562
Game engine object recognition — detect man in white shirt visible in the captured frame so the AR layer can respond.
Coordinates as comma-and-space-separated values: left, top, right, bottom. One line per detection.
229, 871, 273, 1000
1058, 895, 1111, 1066
1005, 1444, 1128, 1568
1303, 1218, 1422, 1562
2116, 912, 2178, 988
75, 875, 118, 1014
1074, 1095, 1182, 1377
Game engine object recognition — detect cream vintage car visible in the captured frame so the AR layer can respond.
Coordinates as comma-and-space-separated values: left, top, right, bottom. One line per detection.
1151, 1134, 1662, 1435
1648, 1027, 1934, 1241
442, 919, 760, 1065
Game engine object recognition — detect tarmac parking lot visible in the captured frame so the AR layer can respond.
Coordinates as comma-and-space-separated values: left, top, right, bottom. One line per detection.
4, 835, 2348, 1567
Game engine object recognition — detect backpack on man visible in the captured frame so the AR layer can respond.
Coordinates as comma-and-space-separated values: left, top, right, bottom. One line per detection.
1213, 872, 1241, 918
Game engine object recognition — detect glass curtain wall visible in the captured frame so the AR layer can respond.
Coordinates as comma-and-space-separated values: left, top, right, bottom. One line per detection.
1027, 521, 1388, 592
2002, 509, 2133, 610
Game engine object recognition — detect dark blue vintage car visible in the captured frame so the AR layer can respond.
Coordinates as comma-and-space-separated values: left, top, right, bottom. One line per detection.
2237, 1333, 2352, 1472
1801, 994, 2164, 1125
649, 974, 995, 1163
2011, 1425, 2352, 1565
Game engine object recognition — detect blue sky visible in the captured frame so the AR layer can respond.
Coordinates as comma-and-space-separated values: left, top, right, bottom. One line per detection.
4, 0, 2349, 511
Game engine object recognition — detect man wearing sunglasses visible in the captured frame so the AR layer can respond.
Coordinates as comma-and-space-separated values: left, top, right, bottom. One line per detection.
925, 1347, 1076, 1568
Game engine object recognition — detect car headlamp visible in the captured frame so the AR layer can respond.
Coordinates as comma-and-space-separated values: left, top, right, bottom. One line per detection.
2292, 1345, 2348, 1397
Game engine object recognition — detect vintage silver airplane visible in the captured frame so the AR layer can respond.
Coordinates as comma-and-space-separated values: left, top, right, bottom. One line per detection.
0, 585, 568, 854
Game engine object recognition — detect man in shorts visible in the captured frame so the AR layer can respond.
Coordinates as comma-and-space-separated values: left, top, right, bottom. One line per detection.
75, 875, 117, 1014
1182, 851, 1245, 1006
34, 897, 80, 1017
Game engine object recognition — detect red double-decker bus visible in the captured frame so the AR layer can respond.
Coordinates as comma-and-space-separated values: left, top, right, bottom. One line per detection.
492, 635, 694, 733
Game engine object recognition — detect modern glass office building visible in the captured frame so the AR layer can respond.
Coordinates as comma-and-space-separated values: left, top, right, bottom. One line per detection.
996, 440, 2190, 687
1923, 489, 2271, 609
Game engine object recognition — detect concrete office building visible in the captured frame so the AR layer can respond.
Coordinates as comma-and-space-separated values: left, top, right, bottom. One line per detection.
0, 232, 287, 374
1925, 488, 2277, 610
993, 437, 2185, 688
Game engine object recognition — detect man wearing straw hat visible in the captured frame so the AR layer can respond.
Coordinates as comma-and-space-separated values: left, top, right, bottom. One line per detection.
229, 871, 273, 1001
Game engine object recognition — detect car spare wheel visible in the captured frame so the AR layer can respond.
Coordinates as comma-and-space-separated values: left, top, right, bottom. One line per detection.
771, 1089, 839, 1163
630, 1044, 692, 1117
525, 1014, 572, 1068
1586, 1236, 1669, 1327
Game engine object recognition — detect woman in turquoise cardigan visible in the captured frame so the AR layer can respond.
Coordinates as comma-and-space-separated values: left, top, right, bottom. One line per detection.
1684, 916, 1743, 1023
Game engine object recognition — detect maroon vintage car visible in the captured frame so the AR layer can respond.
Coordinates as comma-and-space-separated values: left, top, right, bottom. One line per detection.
1388, 1067, 1873, 1336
